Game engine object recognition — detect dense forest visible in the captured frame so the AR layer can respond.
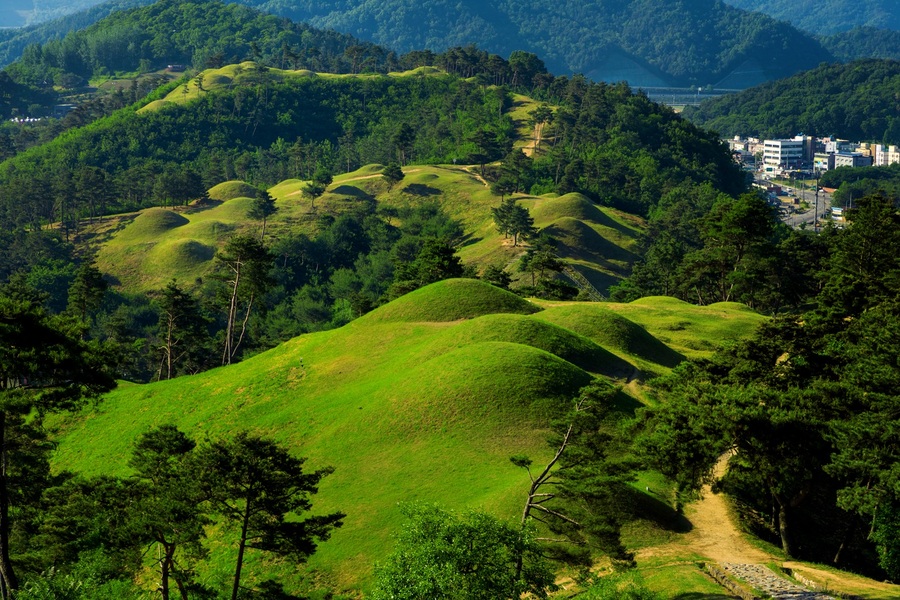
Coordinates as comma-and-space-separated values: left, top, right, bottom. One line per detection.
640, 193, 900, 578
2, 0, 390, 90
609, 184, 827, 314
722, 0, 899, 35
251, 0, 831, 85
683, 59, 900, 143
821, 27, 900, 62
0, 60, 739, 232
1, 0, 832, 87
0, 0, 146, 67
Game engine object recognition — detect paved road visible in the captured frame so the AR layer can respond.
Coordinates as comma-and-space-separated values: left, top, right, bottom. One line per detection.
774, 185, 835, 230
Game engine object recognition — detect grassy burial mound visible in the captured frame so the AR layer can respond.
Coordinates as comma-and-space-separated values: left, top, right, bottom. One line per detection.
533, 304, 684, 375
207, 180, 259, 201
363, 278, 540, 322
49, 279, 765, 594
93, 165, 646, 295
528, 193, 644, 292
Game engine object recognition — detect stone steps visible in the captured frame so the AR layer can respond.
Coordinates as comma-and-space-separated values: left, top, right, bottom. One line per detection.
721, 563, 836, 599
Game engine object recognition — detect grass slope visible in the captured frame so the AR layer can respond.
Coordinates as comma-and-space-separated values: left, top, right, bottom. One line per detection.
528, 193, 643, 291
50, 279, 766, 595
93, 163, 643, 294
139, 64, 447, 112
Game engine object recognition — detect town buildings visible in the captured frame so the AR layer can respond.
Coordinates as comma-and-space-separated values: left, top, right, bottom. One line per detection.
728, 135, 894, 175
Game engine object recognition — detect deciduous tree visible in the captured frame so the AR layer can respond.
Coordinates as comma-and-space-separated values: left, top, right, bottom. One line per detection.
371, 503, 556, 600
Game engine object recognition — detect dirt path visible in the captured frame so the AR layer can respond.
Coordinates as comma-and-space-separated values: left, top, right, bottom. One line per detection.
680, 455, 773, 564
634, 455, 900, 598
638, 453, 774, 564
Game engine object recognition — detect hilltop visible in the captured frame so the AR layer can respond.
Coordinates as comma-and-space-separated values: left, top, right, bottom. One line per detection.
0, 60, 742, 261
49, 278, 767, 594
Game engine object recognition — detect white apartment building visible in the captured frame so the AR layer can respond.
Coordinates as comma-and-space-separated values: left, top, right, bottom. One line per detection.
763, 137, 806, 172
875, 144, 900, 166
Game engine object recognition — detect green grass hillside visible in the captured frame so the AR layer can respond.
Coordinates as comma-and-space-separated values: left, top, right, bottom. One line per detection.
531, 193, 642, 291
92, 165, 645, 294
50, 278, 765, 595
138, 63, 447, 112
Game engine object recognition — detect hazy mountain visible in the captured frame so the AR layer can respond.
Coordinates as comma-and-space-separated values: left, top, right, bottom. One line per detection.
2, 0, 832, 88
722, 0, 899, 35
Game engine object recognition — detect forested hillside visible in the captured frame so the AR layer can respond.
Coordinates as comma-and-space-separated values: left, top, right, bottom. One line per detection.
821, 27, 900, 62
722, 0, 899, 35
0, 64, 741, 233
0, 55, 744, 379
820, 163, 900, 206
253, 0, 831, 86
0, 0, 115, 27
683, 59, 900, 143
2, 1, 900, 596
640, 194, 900, 579
2, 0, 388, 90
0, 0, 176, 68
1, 0, 831, 87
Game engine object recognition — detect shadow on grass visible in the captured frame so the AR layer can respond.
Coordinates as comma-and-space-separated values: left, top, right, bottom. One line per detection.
457, 233, 482, 247
591, 205, 642, 238
624, 485, 693, 534
185, 198, 224, 214
331, 185, 375, 200
403, 183, 442, 197
673, 594, 735, 599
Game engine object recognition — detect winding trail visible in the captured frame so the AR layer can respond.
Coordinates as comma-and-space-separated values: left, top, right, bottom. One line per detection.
679, 454, 773, 564
637, 455, 839, 599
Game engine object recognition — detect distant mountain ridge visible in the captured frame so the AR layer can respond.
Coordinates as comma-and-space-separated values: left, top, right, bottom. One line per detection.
1, 0, 832, 88
721, 0, 899, 35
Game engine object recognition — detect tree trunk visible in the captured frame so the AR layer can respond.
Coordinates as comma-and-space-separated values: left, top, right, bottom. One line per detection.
160, 542, 173, 600
231, 500, 253, 600
774, 494, 794, 558
223, 262, 242, 366
166, 314, 175, 380
0, 412, 18, 598
833, 529, 849, 566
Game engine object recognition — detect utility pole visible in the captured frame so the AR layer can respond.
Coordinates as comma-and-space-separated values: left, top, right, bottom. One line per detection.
814, 168, 819, 233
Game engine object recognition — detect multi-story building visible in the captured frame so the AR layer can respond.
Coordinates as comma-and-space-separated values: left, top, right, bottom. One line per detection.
834, 152, 874, 169
813, 152, 835, 171
875, 144, 900, 166
763, 136, 810, 173
825, 138, 851, 154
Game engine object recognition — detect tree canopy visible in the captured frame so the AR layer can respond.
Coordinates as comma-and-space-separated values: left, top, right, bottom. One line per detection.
638, 194, 900, 575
